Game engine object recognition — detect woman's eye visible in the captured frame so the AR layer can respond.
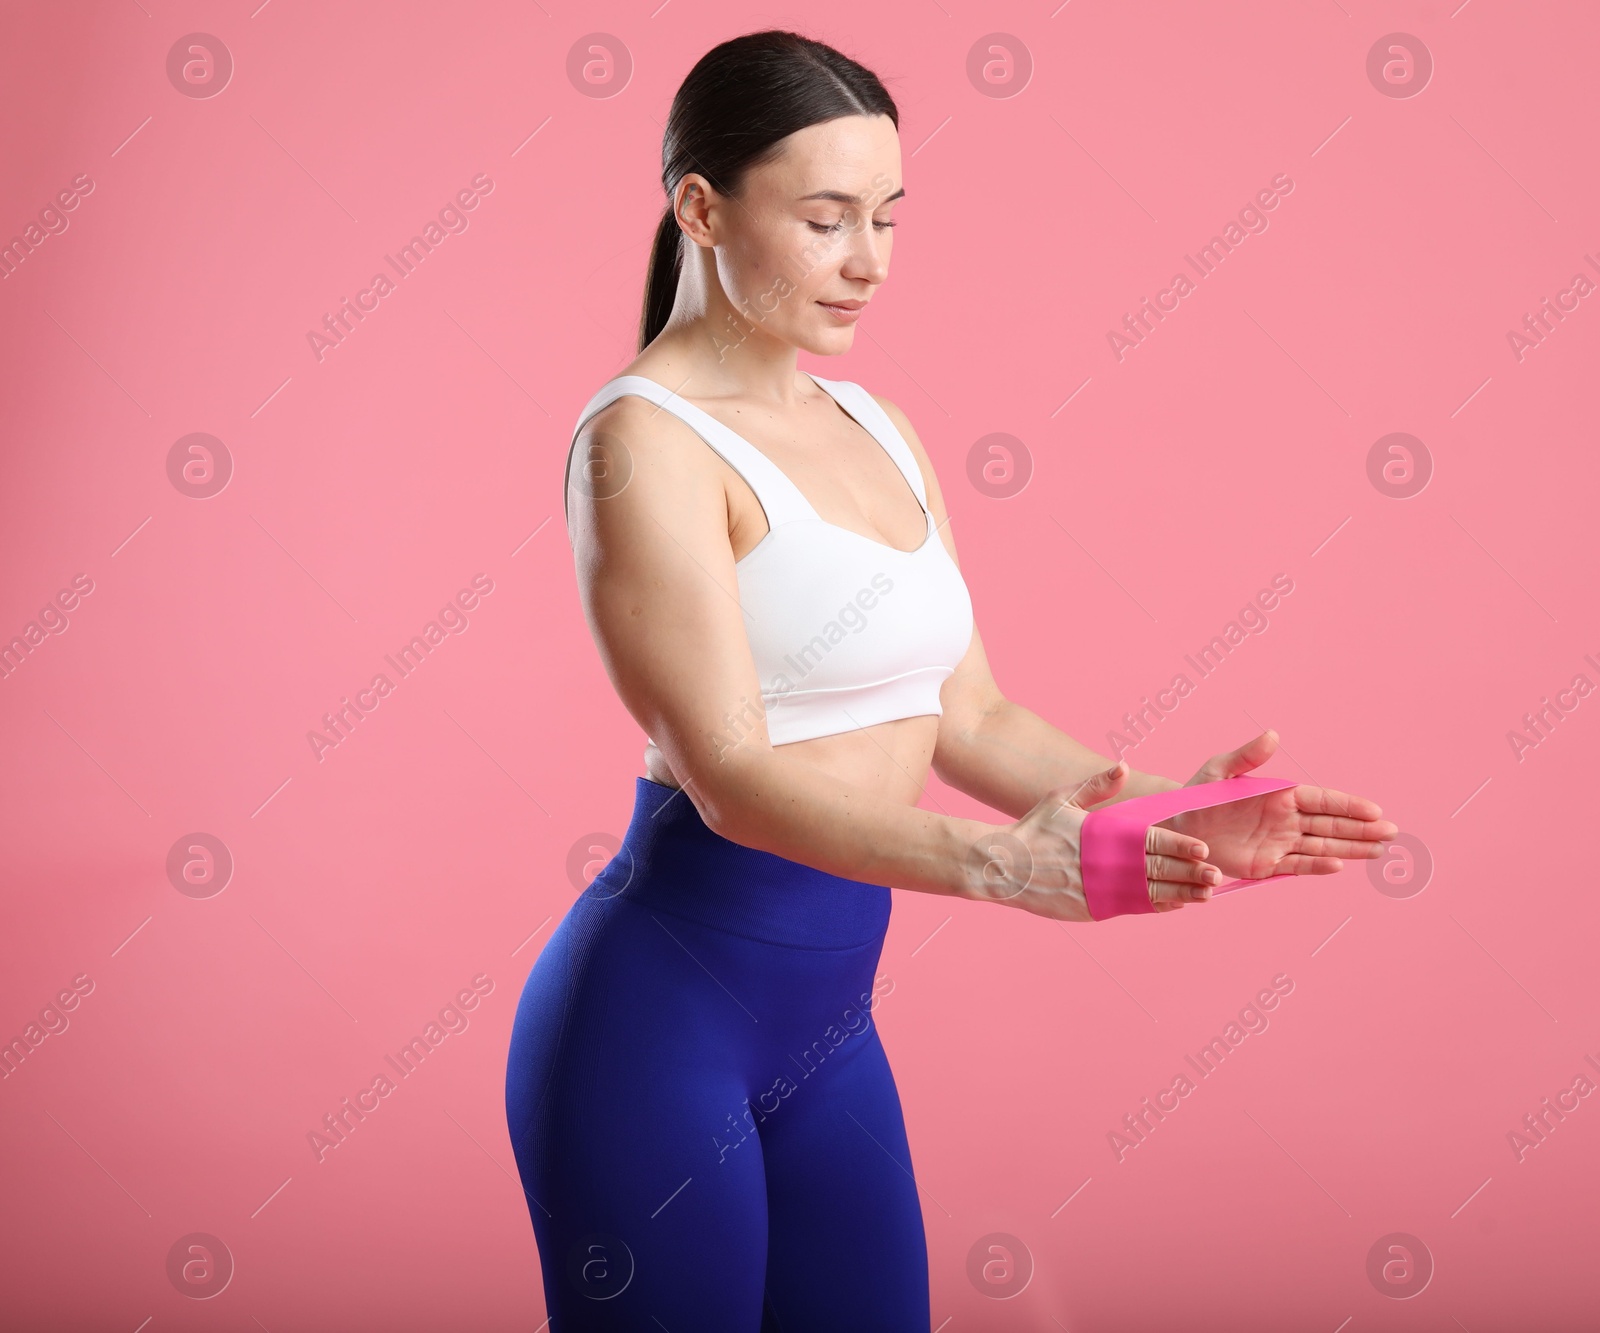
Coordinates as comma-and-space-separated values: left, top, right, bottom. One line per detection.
806, 220, 898, 234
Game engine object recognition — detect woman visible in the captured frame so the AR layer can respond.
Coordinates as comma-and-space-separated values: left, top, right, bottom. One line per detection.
505, 29, 1396, 1330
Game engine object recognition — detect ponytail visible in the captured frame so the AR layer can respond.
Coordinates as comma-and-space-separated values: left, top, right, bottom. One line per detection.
638, 207, 685, 354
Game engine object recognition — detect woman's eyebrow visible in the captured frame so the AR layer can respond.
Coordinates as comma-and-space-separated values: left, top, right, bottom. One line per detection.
797, 187, 906, 204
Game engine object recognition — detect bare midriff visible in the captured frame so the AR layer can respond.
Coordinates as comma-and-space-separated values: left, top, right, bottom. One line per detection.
642, 713, 939, 807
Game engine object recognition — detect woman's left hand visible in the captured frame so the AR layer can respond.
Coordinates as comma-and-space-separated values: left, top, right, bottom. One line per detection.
1165, 729, 1398, 881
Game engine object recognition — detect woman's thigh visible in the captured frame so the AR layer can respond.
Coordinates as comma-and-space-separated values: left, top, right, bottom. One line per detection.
758, 1027, 932, 1329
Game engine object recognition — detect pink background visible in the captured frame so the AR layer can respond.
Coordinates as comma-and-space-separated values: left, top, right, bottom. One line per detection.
2, 1, 1596, 1329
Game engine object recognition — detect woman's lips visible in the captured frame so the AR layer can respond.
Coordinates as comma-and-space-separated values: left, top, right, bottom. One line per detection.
817, 301, 864, 322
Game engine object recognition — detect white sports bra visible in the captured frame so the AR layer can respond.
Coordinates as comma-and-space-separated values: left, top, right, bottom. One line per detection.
566, 372, 975, 746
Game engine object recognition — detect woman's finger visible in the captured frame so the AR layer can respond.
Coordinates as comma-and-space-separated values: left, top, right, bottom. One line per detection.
1148, 876, 1215, 907
1147, 825, 1210, 862
1296, 811, 1399, 841
1274, 853, 1346, 876
1305, 838, 1395, 857
1293, 783, 1384, 822
1296, 835, 1387, 860
1146, 854, 1221, 886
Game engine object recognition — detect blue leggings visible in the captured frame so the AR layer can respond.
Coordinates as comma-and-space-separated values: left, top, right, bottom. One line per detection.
505, 777, 931, 1330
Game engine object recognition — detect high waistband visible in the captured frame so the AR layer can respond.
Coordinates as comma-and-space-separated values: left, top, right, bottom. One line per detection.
582, 777, 892, 949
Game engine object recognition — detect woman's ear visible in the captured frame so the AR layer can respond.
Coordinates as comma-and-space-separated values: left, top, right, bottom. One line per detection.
675, 175, 716, 248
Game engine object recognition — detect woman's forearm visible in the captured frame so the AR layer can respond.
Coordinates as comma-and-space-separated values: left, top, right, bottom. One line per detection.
690, 747, 999, 900
675, 697, 1180, 903
934, 698, 1181, 819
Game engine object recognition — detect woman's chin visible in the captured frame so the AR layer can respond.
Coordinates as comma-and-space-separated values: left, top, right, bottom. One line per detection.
799, 325, 856, 356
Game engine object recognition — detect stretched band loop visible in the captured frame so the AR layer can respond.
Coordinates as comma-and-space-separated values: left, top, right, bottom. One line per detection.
1080, 775, 1298, 921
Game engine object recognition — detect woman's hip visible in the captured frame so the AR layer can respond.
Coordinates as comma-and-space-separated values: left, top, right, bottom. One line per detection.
510, 887, 890, 1083
506, 776, 898, 1113
586, 776, 893, 950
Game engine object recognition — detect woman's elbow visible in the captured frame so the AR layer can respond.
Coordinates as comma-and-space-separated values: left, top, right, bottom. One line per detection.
671, 745, 770, 843
933, 695, 1007, 781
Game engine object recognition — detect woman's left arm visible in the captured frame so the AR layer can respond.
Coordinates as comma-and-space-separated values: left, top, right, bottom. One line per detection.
877, 394, 1398, 875
936, 663, 1178, 818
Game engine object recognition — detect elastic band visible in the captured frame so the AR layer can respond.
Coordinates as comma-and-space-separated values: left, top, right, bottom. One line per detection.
1079, 775, 1298, 920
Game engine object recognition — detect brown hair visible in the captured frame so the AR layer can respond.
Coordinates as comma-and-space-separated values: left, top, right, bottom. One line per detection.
638, 29, 899, 351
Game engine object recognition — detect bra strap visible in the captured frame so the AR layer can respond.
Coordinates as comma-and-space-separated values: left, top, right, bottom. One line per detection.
565, 376, 821, 531
806, 375, 929, 510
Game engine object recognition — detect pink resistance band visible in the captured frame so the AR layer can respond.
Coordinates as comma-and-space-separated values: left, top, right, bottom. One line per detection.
1080, 775, 1300, 920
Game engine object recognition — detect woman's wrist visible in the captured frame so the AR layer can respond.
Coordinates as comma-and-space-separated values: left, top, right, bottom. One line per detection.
944, 809, 1097, 919
940, 815, 1010, 902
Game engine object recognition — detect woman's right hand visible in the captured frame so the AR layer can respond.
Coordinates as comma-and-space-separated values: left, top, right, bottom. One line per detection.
966, 760, 1223, 921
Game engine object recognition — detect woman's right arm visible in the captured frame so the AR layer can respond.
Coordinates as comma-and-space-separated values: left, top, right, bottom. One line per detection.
565, 399, 1219, 922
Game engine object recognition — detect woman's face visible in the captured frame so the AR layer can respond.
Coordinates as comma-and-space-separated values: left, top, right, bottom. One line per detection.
680, 113, 903, 356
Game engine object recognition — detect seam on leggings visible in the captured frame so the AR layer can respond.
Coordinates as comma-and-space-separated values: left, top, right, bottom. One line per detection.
612, 892, 889, 954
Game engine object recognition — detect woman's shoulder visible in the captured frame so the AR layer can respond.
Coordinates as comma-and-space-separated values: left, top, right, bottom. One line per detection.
814, 373, 910, 430
572, 369, 672, 443
837, 380, 942, 505
833, 380, 931, 467
571, 354, 685, 430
